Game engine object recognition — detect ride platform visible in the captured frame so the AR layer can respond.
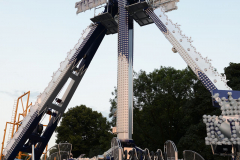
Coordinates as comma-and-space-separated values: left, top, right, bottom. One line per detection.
125, 2, 153, 26
91, 12, 118, 35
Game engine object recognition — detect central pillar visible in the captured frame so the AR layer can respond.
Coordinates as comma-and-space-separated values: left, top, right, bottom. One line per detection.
117, 0, 134, 140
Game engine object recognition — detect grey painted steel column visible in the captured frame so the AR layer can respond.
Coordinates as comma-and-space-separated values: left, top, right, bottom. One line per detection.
117, 0, 134, 139
32, 144, 35, 160
128, 20, 133, 139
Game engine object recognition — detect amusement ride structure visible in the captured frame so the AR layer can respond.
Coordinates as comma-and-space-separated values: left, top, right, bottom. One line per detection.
1, 0, 240, 159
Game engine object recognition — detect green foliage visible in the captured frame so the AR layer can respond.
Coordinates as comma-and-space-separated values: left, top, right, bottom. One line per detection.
109, 66, 229, 160
132, 67, 197, 151
55, 105, 114, 158
224, 62, 240, 90
109, 87, 117, 127
177, 122, 226, 160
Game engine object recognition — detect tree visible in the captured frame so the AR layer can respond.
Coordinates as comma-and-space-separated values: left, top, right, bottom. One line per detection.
224, 62, 240, 90
131, 67, 197, 151
176, 72, 224, 160
56, 105, 114, 158
109, 87, 117, 127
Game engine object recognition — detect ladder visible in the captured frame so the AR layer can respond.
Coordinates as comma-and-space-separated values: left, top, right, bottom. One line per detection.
7, 100, 17, 141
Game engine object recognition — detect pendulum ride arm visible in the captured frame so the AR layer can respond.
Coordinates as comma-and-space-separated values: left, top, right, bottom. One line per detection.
145, 7, 231, 92
3, 23, 107, 160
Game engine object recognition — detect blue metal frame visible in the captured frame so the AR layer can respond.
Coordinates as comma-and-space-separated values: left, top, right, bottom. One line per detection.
5, 24, 107, 160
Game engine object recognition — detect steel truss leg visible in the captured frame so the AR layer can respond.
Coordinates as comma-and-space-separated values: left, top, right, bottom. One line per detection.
5, 24, 107, 160
32, 24, 107, 160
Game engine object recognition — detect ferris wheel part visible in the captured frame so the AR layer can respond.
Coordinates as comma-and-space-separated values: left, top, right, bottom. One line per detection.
3, 23, 107, 160
146, 7, 231, 92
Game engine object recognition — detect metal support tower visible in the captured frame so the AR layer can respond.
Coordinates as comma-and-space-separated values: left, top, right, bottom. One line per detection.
117, 0, 134, 140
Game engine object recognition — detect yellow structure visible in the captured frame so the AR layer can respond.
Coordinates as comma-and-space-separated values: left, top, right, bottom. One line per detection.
0, 91, 50, 160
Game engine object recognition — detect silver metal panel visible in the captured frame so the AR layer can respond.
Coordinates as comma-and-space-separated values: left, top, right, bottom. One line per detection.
111, 137, 122, 160
75, 0, 107, 14
164, 140, 178, 160
151, 0, 179, 12
128, 28, 133, 138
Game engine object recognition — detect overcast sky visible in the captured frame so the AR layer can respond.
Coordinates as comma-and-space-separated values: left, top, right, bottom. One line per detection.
0, 0, 240, 155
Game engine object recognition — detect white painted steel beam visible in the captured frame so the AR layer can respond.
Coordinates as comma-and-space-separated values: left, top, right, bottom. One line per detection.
147, 7, 231, 91
150, 0, 179, 12
75, 0, 107, 14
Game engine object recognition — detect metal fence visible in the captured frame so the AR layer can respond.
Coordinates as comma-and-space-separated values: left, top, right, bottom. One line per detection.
44, 143, 72, 160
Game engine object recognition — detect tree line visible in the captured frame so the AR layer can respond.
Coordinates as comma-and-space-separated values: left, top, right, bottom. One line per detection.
55, 63, 240, 159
